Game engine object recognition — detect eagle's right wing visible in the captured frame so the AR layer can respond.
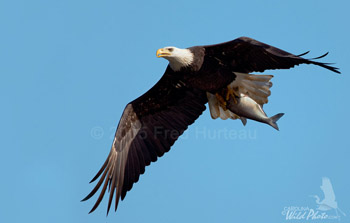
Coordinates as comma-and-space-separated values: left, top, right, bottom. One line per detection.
82, 68, 207, 214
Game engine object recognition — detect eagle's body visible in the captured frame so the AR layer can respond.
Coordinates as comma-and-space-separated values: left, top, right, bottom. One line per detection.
82, 37, 340, 214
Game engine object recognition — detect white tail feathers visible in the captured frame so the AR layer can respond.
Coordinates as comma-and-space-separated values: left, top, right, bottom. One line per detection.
207, 72, 274, 125
229, 72, 273, 105
207, 92, 242, 121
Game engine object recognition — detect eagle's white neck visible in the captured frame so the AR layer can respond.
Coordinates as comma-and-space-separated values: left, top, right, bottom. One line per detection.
165, 48, 194, 71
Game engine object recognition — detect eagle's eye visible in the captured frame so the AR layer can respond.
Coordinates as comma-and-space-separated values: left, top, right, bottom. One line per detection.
168, 48, 174, 52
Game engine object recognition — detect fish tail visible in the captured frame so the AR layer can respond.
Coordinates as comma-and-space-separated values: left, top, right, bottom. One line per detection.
269, 113, 285, 131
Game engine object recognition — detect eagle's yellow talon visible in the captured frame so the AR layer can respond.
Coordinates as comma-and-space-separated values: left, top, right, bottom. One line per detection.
225, 87, 239, 104
215, 93, 228, 110
232, 96, 238, 104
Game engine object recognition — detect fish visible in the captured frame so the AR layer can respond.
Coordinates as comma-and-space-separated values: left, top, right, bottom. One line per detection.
207, 72, 275, 127
206, 92, 248, 125
226, 93, 284, 130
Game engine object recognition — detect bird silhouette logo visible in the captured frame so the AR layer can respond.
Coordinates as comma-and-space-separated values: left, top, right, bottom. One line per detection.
310, 177, 346, 219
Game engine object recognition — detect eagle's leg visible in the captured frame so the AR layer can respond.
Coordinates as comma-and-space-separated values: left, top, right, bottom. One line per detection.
225, 86, 240, 104
215, 93, 228, 111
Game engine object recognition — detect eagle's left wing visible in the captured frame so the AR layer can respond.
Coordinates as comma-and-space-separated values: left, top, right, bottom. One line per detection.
203, 37, 340, 74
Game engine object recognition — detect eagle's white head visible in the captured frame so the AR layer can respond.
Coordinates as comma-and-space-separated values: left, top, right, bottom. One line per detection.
156, 46, 194, 71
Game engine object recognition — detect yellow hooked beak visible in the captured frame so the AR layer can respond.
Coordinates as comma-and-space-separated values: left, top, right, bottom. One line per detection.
156, 48, 172, 58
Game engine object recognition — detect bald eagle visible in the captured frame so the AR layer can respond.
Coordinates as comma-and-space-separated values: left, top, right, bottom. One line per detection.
82, 37, 340, 214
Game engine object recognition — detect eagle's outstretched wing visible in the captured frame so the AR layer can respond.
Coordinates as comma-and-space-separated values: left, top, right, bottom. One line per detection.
203, 37, 340, 74
82, 68, 207, 214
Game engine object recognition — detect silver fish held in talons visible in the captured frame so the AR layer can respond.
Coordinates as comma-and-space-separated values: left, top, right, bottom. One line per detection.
226, 93, 284, 130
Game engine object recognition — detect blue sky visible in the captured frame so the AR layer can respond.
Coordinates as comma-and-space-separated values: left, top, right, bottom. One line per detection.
1, 0, 349, 222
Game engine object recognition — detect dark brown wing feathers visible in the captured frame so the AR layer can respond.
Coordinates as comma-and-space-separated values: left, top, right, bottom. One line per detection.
82, 69, 207, 214
203, 37, 340, 74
